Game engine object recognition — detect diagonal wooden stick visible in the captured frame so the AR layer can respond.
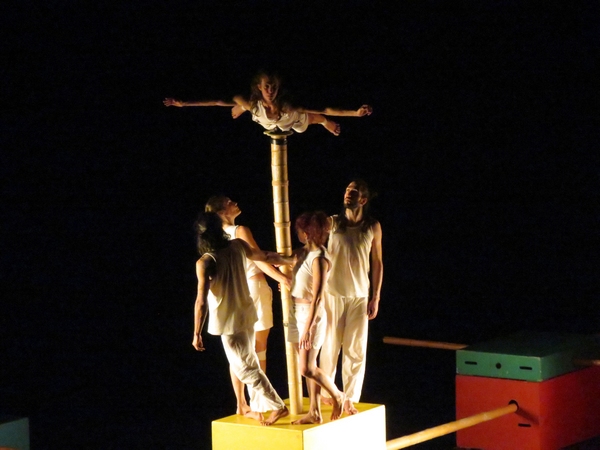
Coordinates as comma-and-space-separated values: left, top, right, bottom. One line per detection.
386, 402, 518, 450
383, 336, 467, 350
384, 337, 600, 366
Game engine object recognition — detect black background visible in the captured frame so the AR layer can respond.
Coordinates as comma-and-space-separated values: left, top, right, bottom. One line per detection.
2, 2, 599, 449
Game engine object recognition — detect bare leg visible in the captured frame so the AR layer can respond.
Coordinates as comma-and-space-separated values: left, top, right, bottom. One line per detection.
255, 328, 270, 373
261, 406, 290, 426
322, 118, 341, 136
302, 348, 345, 421
230, 366, 251, 415
292, 379, 323, 425
307, 113, 341, 136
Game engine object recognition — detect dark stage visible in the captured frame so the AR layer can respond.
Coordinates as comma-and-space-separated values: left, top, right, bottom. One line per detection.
2, 2, 599, 449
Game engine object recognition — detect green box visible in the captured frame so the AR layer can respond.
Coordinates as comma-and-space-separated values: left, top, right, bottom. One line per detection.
456, 331, 597, 382
0, 416, 29, 450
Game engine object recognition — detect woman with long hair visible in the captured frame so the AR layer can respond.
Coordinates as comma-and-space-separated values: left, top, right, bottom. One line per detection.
192, 211, 292, 425
205, 195, 290, 415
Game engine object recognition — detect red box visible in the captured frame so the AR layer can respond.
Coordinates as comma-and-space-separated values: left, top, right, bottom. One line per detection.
456, 365, 600, 450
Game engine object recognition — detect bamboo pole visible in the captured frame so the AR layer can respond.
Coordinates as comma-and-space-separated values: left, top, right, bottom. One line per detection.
386, 402, 518, 450
383, 336, 468, 351
573, 358, 600, 367
266, 130, 302, 415
384, 337, 600, 366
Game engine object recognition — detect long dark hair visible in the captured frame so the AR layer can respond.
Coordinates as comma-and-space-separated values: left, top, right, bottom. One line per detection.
194, 212, 230, 255
335, 179, 377, 233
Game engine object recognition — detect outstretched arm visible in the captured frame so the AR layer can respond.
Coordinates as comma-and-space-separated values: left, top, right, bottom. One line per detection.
299, 105, 373, 117
367, 221, 383, 320
236, 226, 291, 290
239, 239, 294, 267
163, 98, 236, 107
193, 256, 213, 351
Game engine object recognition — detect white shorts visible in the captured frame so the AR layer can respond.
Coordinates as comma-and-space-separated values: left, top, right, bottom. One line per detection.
248, 280, 273, 331
287, 302, 326, 349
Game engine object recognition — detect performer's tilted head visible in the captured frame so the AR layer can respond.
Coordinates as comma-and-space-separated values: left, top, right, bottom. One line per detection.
194, 211, 229, 255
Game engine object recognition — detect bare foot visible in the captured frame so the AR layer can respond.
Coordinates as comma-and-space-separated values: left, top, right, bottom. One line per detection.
237, 404, 251, 415
292, 411, 322, 425
323, 119, 341, 136
330, 393, 345, 421
321, 396, 334, 406
261, 406, 289, 426
344, 398, 359, 415
244, 410, 265, 422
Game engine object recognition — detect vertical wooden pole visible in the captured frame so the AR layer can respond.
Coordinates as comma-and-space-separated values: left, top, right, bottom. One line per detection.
266, 130, 302, 415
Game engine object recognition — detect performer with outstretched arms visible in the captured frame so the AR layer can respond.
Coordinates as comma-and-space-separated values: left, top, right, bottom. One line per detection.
205, 195, 291, 415
193, 211, 292, 426
288, 211, 346, 424
320, 179, 383, 415
164, 71, 372, 136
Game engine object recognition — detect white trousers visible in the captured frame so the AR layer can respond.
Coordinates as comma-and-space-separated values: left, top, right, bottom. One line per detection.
221, 329, 285, 412
319, 294, 368, 403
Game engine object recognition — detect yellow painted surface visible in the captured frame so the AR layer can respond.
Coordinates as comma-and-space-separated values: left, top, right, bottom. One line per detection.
212, 398, 386, 450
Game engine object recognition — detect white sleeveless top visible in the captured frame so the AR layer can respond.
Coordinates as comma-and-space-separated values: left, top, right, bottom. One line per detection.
291, 246, 329, 300
206, 239, 258, 335
248, 100, 306, 132
223, 224, 262, 279
326, 216, 374, 297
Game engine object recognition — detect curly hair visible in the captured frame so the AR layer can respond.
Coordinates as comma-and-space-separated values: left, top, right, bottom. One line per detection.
295, 211, 330, 247
194, 212, 230, 255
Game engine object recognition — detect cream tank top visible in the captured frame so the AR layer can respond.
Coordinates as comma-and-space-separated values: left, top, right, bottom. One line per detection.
291, 246, 329, 300
326, 216, 374, 297
223, 224, 262, 279
206, 239, 257, 335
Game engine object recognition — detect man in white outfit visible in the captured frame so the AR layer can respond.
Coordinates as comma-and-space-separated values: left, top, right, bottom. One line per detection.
320, 180, 383, 415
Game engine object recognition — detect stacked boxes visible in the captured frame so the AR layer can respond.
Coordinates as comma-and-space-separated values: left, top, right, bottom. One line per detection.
455, 331, 600, 450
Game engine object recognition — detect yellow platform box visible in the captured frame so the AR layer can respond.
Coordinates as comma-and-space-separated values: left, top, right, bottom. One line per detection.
212, 398, 386, 450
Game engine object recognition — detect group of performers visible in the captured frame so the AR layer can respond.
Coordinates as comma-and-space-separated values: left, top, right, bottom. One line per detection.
192, 180, 382, 426
170, 72, 381, 426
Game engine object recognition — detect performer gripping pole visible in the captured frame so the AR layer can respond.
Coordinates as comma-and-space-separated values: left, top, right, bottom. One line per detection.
266, 129, 303, 415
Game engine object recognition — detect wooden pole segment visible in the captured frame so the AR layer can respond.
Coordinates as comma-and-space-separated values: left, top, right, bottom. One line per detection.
386, 402, 518, 450
266, 130, 303, 415
383, 336, 468, 351
573, 358, 600, 367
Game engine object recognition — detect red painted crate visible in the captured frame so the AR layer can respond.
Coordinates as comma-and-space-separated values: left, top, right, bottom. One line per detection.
456, 365, 600, 450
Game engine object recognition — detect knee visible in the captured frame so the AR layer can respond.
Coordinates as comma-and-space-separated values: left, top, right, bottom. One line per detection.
298, 361, 310, 378
300, 363, 318, 379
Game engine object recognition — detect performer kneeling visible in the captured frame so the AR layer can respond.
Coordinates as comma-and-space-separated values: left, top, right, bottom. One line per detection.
289, 211, 345, 424
192, 212, 291, 426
